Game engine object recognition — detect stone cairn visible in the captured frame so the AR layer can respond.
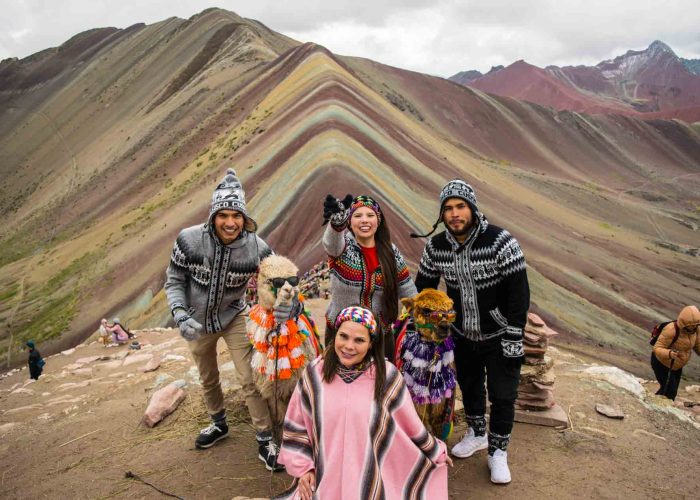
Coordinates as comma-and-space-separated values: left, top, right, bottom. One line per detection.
516, 312, 559, 411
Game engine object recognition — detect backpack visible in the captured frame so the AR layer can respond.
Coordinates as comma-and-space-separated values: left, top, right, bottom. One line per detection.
649, 321, 680, 347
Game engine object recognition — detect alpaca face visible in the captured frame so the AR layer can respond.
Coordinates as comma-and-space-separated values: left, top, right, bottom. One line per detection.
257, 255, 300, 309
401, 289, 455, 342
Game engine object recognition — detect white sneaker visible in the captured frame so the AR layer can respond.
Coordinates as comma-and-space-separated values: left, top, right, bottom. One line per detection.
487, 449, 511, 484
451, 427, 488, 458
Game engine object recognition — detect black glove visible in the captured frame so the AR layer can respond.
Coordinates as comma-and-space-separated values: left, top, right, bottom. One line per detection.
322, 194, 353, 227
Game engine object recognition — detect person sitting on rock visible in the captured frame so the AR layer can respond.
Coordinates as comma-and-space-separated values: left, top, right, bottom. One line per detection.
110, 317, 135, 339
651, 305, 700, 400
105, 318, 130, 345
26, 341, 45, 380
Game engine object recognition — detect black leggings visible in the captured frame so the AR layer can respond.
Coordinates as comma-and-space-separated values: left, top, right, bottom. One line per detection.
651, 353, 682, 400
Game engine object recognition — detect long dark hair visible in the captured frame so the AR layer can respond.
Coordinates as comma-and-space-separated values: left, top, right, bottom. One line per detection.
375, 217, 399, 323
322, 326, 386, 401
349, 200, 399, 324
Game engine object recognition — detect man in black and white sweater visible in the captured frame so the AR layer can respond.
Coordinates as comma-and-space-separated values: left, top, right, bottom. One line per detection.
414, 179, 529, 484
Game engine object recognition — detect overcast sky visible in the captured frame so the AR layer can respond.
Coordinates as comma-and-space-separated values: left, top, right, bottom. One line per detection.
1, 0, 699, 77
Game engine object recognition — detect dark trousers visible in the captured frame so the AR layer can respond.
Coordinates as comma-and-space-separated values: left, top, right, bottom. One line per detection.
651, 352, 682, 400
29, 365, 42, 380
455, 336, 522, 436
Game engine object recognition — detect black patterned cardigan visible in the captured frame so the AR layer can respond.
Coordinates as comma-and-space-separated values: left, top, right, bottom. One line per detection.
414, 214, 529, 357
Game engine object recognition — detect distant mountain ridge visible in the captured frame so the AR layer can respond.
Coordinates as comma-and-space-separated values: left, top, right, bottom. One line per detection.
450, 41, 700, 121
682, 57, 700, 74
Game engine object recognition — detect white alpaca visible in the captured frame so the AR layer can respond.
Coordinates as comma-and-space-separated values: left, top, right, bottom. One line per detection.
247, 255, 321, 408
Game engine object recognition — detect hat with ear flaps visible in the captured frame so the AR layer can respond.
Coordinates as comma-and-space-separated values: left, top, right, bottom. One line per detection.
411, 179, 479, 238
208, 168, 258, 232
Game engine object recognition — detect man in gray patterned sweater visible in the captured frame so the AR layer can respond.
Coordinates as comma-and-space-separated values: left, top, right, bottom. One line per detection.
414, 179, 530, 484
165, 168, 290, 472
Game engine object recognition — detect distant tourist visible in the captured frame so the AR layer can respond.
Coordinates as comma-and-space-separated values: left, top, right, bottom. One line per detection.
322, 194, 417, 356
98, 318, 111, 345
651, 305, 700, 400
164, 168, 294, 471
413, 180, 530, 484
277, 306, 450, 499
104, 317, 133, 344
26, 341, 45, 380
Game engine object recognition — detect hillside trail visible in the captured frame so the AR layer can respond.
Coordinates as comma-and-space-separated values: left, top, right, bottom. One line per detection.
1, 299, 699, 499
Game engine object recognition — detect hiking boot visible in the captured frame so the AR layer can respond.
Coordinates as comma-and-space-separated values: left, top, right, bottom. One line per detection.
451, 427, 488, 458
195, 421, 228, 449
487, 449, 511, 484
258, 440, 285, 472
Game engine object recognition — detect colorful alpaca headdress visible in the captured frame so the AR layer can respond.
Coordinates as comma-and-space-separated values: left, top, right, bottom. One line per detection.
348, 195, 382, 223
335, 306, 378, 340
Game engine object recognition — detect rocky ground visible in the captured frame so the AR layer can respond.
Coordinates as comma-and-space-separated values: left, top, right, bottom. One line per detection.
1, 299, 699, 499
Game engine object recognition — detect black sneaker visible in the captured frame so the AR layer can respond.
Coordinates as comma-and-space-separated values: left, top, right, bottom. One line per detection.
195, 422, 228, 449
258, 440, 285, 472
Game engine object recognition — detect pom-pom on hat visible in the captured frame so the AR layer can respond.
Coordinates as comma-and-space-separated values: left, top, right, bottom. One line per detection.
335, 306, 378, 340
209, 168, 257, 232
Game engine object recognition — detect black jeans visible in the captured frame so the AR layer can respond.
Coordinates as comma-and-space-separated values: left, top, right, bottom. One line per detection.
651, 352, 682, 400
454, 336, 522, 436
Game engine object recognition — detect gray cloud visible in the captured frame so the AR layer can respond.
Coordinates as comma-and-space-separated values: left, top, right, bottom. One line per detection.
1, 0, 699, 78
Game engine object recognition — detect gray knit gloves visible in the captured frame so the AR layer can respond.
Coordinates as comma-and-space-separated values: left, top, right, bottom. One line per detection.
173, 308, 203, 342
322, 194, 353, 229
272, 297, 303, 325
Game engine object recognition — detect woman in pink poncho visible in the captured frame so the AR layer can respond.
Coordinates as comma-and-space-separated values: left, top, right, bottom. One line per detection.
276, 306, 451, 499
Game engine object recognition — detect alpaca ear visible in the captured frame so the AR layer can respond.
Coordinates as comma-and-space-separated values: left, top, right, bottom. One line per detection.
401, 297, 414, 312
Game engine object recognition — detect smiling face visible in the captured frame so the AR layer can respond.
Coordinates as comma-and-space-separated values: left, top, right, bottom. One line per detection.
350, 206, 379, 244
334, 320, 372, 367
214, 209, 244, 244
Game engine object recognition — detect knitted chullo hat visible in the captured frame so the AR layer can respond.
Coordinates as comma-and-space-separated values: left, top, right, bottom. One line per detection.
208, 168, 257, 232
335, 306, 378, 340
411, 179, 479, 238
348, 195, 382, 223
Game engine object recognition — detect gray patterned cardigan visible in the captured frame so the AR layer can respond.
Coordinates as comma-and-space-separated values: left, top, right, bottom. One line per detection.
164, 225, 272, 334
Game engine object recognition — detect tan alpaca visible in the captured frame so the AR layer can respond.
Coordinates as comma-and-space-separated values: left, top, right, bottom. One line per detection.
395, 289, 458, 440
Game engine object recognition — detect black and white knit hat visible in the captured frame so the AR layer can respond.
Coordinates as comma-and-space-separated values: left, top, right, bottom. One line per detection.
439, 179, 478, 212
411, 179, 479, 238
208, 168, 257, 232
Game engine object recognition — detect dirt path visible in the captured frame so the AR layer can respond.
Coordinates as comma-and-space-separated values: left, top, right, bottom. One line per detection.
1, 301, 699, 499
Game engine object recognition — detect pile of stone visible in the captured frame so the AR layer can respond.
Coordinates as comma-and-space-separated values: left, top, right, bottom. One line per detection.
516, 313, 558, 411
300, 261, 330, 299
